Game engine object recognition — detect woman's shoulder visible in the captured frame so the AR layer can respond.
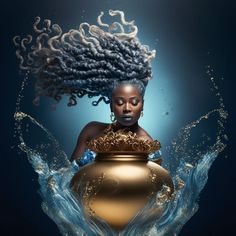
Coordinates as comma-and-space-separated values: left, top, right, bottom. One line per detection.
137, 127, 153, 141
82, 121, 110, 140
84, 121, 110, 129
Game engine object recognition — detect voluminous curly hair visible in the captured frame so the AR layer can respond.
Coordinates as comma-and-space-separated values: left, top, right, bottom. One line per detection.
14, 10, 156, 106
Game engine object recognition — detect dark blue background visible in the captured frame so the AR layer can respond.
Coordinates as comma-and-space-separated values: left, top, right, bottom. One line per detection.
1, 0, 235, 235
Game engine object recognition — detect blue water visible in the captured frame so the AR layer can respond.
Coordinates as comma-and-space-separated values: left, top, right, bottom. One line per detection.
15, 109, 226, 236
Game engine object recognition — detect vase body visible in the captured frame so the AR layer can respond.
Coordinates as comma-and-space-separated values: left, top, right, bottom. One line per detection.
70, 152, 174, 231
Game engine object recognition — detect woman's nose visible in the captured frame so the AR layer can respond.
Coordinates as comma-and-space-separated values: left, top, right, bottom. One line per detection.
123, 103, 131, 113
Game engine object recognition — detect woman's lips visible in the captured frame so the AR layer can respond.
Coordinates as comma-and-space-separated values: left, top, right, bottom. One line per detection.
122, 115, 133, 121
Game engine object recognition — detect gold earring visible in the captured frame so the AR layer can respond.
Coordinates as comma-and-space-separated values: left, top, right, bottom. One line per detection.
110, 112, 116, 122
141, 111, 144, 117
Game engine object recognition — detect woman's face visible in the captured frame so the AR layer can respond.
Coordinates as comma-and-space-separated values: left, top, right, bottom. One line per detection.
111, 84, 143, 126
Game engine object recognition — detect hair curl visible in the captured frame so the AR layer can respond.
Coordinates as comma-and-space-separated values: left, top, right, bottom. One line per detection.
14, 10, 156, 106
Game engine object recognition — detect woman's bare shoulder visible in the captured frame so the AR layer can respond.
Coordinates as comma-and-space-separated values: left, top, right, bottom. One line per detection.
81, 121, 110, 140
84, 121, 109, 129
138, 127, 153, 141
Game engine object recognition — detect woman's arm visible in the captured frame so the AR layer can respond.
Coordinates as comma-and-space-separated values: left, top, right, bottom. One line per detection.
70, 123, 91, 162
70, 121, 108, 162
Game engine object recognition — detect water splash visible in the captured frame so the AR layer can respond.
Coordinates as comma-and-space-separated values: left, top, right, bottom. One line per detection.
13, 65, 227, 235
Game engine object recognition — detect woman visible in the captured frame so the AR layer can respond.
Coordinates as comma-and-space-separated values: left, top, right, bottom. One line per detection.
14, 10, 159, 164
71, 82, 154, 162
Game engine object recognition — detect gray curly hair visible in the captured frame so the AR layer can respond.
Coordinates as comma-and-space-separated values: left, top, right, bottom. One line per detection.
14, 10, 156, 106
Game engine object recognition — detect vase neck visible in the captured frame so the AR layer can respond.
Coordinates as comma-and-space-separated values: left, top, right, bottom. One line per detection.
95, 152, 149, 162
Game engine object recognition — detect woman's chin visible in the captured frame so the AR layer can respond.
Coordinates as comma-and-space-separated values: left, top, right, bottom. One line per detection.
119, 120, 136, 127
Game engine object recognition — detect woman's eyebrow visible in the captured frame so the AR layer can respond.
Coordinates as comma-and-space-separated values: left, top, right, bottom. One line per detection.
114, 96, 139, 99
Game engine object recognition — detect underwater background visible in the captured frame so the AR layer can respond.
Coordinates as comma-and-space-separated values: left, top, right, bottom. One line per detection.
1, 0, 235, 235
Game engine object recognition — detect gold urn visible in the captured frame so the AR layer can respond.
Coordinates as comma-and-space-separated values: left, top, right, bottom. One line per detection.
70, 130, 174, 231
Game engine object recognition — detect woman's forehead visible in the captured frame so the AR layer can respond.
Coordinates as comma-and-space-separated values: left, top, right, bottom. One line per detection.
112, 84, 141, 97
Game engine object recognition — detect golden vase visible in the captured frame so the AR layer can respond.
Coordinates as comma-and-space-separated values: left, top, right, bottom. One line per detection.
70, 151, 174, 231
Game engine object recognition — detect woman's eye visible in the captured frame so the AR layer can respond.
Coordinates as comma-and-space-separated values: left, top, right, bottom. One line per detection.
116, 100, 124, 105
131, 99, 139, 106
